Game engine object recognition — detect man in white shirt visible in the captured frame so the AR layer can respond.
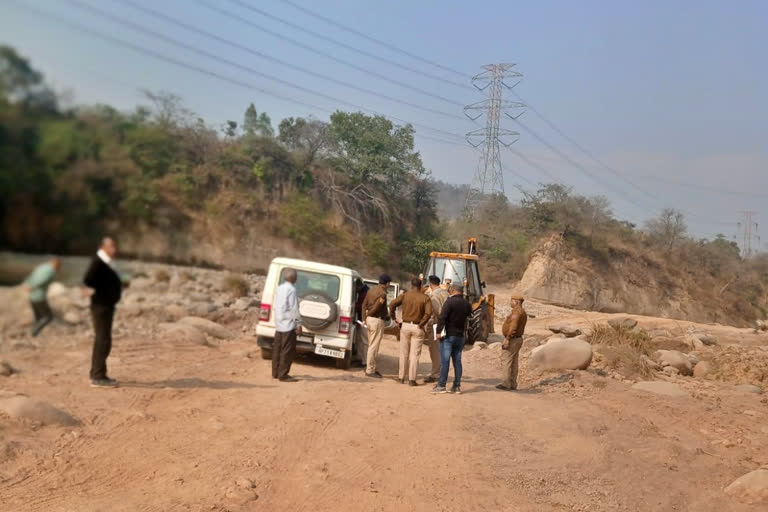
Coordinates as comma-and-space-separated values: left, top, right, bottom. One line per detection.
273, 268, 302, 382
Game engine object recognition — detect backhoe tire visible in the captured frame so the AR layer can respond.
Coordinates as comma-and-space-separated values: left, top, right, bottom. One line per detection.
467, 303, 490, 344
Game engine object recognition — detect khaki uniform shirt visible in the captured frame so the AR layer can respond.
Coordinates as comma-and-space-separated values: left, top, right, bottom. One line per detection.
502, 306, 528, 339
362, 285, 389, 321
389, 289, 432, 329
428, 287, 450, 326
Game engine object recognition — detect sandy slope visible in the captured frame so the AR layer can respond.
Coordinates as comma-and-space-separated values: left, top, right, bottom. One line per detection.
1, 306, 767, 512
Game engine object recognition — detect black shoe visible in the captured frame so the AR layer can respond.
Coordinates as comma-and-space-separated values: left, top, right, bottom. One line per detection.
424, 376, 437, 384
496, 384, 515, 391
366, 371, 382, 379
400, 378, 407, 384
90, 378, 118, 388
408, 380, 419, 387
279, 376, 299, 382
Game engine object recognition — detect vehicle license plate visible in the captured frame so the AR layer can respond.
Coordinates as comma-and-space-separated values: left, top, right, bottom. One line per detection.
314, 345, 344, 359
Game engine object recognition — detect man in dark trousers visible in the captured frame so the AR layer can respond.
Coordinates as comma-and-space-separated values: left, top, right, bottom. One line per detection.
431, 283, 472, 395
83, 237, 124, 388
272, 268, 302, 382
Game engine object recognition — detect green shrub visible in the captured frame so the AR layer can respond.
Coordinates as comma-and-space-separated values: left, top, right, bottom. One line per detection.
278, 195, 329, 246
364, 234, 390, 267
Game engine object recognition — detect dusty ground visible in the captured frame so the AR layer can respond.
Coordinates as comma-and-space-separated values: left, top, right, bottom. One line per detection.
1, 275, 767, 511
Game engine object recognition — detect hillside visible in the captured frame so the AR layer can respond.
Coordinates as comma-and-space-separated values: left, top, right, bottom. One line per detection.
2, 45, 767, 326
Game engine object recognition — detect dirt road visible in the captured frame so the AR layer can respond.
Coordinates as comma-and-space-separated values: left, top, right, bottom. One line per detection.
2, 317, 767, 511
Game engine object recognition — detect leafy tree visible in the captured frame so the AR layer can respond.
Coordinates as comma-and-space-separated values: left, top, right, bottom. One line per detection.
243, 103, 273, 137
278, 116, 328, 169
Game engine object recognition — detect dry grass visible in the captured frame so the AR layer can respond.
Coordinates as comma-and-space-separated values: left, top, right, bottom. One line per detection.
180, 270, 196, 282
588, 323, 656, 379
223, 274, 249, 298
154, 269, 170, 283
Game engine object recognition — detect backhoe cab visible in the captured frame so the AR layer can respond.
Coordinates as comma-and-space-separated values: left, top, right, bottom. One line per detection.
422, 237, 495, 344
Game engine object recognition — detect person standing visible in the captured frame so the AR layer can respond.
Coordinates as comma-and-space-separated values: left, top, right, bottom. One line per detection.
432, 283, 472, 394
388, 278, 431, 386
23, 257, 61, 337
273, 268, 302, 382
353, 278, 370, 367
361, 274, 391, 378
83, 238, 123, 388
497, 295, 528, 391
424, 275, 449, 384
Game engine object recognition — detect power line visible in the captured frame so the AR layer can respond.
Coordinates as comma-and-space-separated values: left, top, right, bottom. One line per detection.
118, 0, 467, 108
10, 0, 468, 144
269, 0, 752, 222
228, 0, 471, 90
66, 0, 467, 123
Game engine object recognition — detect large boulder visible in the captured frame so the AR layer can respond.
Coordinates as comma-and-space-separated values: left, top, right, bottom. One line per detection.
693, 361, 712, 378
0, 394, 78, 426
164, 305, 188, 321
653, 350, 693, 376
608, 317, 638, 329
632, 381, 687, 397
725, 466, 768, 504
47, 282, 69, 299
158, 323, 209, 346
547, 324, 582, 337
178, 316, 233, 339
529, 338, 592, 371
232, 297, 257, 311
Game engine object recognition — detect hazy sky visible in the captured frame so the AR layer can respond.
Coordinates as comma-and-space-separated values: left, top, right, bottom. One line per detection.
2, 0, 767, 242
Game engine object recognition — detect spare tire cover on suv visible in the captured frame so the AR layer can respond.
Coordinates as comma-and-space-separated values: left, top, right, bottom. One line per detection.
299, 290, 338, 330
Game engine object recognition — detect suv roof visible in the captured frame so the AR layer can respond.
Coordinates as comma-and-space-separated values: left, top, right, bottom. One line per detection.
271, 257, 360, 277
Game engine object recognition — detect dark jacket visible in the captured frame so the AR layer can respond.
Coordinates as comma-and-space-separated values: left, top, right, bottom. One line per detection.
436, 294, 472, 338
83, 257, 122, 307
355, 284, 369, 321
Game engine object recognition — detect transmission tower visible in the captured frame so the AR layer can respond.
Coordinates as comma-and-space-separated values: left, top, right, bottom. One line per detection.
737, 211, 760, 258
462, 63, 525, 219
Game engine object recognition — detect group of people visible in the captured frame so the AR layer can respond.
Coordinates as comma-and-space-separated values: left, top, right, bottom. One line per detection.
23, 247, 529, 392
269, 270, 529, 393
22, 237, 126, 388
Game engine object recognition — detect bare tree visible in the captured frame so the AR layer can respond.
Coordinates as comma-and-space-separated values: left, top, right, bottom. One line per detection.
645, 208, 687, 251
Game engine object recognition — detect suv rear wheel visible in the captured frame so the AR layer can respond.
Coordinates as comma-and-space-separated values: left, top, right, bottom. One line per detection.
335, 348, 352, 370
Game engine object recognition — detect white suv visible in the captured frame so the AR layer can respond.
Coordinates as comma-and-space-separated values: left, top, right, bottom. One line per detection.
257, 257, 362, 369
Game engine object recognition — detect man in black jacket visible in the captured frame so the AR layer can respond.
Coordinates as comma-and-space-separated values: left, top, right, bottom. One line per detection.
431, 283, 472, 395
83, 237, 124, 388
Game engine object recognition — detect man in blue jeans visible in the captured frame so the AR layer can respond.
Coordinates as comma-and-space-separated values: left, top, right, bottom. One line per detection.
431, 283, 472, 394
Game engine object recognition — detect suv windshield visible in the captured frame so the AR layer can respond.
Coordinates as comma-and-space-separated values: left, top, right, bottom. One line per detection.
281, 269, 340, 301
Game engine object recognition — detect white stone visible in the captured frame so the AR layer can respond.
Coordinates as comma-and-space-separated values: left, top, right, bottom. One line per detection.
653, 350, 693, 376
632, 381, 687, 397
725, 466, 768, 504
178, 316, 233, 339
528, 338, 592, 371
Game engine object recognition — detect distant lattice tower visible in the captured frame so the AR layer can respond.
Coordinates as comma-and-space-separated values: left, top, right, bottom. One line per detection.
463, 64, 525, 219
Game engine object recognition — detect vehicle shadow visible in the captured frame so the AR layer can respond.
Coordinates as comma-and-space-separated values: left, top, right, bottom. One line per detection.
119, 378, 271, 390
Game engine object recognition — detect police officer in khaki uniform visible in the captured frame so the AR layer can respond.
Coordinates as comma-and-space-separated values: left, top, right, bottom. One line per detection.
497, 294, 528, 391
361, 274, 392, 378
389, 278, 431, 386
